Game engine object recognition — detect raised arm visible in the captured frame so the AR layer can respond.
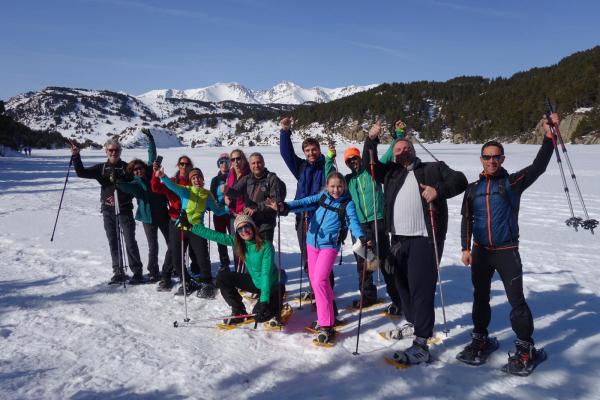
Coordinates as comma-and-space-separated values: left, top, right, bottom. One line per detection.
160, 175, 190, 200
191, 223, 235, 247
279, 117, 303, 178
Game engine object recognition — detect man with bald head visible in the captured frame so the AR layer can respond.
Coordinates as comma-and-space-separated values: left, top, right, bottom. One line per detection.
364, 122, 467, 365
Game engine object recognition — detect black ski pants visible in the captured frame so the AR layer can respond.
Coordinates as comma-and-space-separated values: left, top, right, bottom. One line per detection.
216, 269, 285, 317
165, 220, 206, 280
389, 235, 442, 339
471, 246, 534, 343
142, 215, 170, 276
213, 214, 231, 269
102, 206, 143, 276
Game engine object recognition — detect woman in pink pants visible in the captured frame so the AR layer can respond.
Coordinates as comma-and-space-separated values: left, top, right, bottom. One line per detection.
269, 172, 368, 344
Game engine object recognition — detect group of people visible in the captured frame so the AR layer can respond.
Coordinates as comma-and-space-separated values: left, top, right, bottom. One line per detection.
71, 112, 559, 374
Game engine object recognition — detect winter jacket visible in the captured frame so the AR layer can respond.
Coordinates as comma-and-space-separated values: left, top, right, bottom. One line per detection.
151, 172, 189, 220
210, 172, 229, 204
191, 224, 279, 303
226, 168, 249, 215
325, 153, 383, 224
72, 155, 134, 211
117, 176, 168, 224
226, 169, 287, 230
286, 191, 365, 250
461, 136, 554, 250
159, 177, 228, 225
279, 129, 326, 207
364, 137, 468, 242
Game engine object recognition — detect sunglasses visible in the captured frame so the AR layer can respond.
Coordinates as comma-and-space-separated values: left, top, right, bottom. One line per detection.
218, 159, 230, 165
230, 156, 242, 162
106, 148, 120, 153
481, 154, 504, 161
236, 224, 253, 234
179, 161, 191, 167
346, 156, 360, 163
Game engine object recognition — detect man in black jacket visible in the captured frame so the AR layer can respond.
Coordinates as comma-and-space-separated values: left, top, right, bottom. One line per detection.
225, 152, 286, 242
71, 139, 144, 285
364, 123, 467, 364
456, 113, 557, 374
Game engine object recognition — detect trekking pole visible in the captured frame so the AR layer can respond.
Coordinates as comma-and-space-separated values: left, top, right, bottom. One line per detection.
207, 210, 212, 258
545, 98, 597, 233
428, 203, 449, 336
173, 312, 257, 327
352, 246, 369, 356
113, 181, 127, 288
50, 155, 73, 242
179, 226, 190, 323
410, 134, 439, 162
368, 150, 381, 284
276, 195, 284, 329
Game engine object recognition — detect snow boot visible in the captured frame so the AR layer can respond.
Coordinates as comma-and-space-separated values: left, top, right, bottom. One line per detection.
384, 303, 402, 317
384, 323, 415, 340
108, 272, 129, 285
147, 269, 161, 283
391, 337, 430, 365
157, 274, 173, 291
196, 282, 217, 299
315, 327, 336, 344
456, 332, 499, 365
502, 339, 546, 376
128, 273, 146, 285
174, 280, 197, 296
351, 296, 378, 309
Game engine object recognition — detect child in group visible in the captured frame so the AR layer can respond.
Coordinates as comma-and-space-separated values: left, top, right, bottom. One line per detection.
267, 172, 368, 344
155, 166, 228, 298
188, 214, 286, 325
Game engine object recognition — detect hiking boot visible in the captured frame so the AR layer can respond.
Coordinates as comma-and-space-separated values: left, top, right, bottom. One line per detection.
386, 323, 415, 340
128, 273, 146, 285
108, 272, 129, 285
392, 337, 430, 364
196, 282, 217, 299
174, 280, 196, 296
385, 303, 402, 317
157, 275, 173, 291
456, 333, 499, 365
505, 339, 537, 374
147, 270, 161, 283
351, 297, 378, 309
315, 327, 336, 344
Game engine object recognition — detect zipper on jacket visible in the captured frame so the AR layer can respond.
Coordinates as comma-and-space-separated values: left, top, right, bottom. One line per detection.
485, 177, 494, 247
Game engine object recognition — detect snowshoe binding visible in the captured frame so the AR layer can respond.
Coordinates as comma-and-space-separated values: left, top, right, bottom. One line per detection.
456, 333, 499, 366
501, 340, 547, 376
378, 323, 415, 341
312, 327, 336, 348
385, 337, 430, 367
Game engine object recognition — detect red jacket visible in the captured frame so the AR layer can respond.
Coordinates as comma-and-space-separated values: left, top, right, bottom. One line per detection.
151, 172, 190, 220
226, 168, 248, 215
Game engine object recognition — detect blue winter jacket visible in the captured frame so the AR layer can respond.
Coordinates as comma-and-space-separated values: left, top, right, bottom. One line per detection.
279, 129, 326, 206
286, 191, 365, 250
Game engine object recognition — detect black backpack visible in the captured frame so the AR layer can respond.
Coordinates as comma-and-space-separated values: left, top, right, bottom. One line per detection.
317, 194, 350, 246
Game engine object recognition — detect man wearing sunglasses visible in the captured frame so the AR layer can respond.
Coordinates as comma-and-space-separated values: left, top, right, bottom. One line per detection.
457, 113, 558, 374
71, 138, 144, 285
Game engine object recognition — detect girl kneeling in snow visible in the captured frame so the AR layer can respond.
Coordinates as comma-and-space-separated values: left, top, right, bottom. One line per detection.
156, 167, 228, 298
190, 214, 285, 325
267, 172, 368, 344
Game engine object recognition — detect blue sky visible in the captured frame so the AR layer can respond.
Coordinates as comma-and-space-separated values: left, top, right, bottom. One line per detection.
1, 0, 599, 100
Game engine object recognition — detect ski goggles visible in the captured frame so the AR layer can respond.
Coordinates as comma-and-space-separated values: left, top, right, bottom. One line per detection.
236, 224, 253, 234
217, 158, 230, 166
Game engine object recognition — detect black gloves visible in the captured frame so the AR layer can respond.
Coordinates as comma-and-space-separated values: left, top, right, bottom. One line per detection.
252, 301, 274, 323
178, 210, 192, 231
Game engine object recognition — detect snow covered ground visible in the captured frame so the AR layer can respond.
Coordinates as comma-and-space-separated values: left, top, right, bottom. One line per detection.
1, 143, 599, 400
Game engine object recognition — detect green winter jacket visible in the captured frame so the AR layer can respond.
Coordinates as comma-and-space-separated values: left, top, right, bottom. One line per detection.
191, 224, 279, 303
325, 154, 384, 223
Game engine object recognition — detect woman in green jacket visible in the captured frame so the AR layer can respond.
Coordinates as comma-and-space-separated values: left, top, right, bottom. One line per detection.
190, 214, 285, 325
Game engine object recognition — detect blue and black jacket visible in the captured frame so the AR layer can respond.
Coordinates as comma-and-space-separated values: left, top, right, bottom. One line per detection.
285, 191, 365, 250
461, 137, 554, 250
279, 129, 326, 216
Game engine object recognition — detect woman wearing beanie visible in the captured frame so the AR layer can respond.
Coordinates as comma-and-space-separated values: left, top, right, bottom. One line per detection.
267, 172, 369, 345
210, 153, 232, 271
190, 214, 286, 326
156, 166, 229, 298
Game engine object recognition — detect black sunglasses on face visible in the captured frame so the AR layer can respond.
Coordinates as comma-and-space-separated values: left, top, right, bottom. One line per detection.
107, 148, 120, 153
481, 155, 504, 161
236, 224, 252, 234
230, 157, 242, 162
179, 162, 191, 167
346, 156, 360, 163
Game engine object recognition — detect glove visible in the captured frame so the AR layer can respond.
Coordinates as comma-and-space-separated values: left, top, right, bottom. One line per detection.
326, 148, 336, 159
252, 301, 274, 323
141, 128, 152, 137
177, 210, 192, 231
359, 236, 372, 250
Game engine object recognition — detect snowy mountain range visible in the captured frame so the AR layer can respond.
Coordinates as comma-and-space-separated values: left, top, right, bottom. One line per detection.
136, 81, 377, 105
5, 82, 375, 148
